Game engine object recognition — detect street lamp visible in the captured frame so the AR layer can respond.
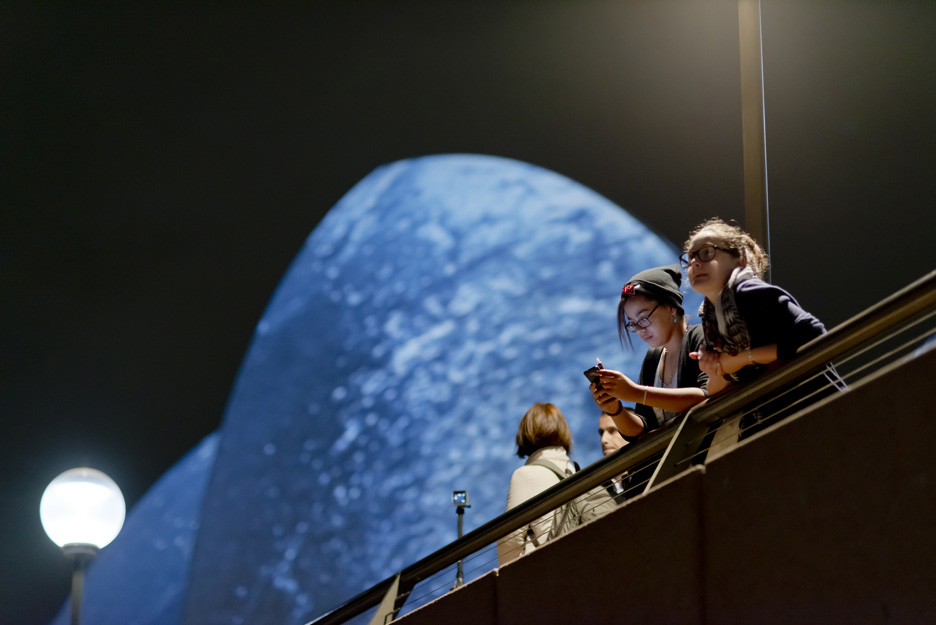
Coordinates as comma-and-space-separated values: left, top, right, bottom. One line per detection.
40, 467, 126, 625
451, 490, 470, 589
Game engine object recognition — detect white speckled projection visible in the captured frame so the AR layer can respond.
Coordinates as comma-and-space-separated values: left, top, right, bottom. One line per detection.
50, 154, 698, 625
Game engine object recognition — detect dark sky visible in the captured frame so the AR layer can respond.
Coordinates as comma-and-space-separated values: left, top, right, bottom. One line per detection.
2, 2, 934, 624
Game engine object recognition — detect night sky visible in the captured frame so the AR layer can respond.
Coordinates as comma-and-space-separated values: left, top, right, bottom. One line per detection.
2, 2, 934, 624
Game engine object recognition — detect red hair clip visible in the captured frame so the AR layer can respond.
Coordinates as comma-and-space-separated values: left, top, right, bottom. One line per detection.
621, 284, 637, 297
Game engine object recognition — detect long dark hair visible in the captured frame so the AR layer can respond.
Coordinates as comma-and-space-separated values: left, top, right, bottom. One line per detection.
617, 286, 685, 350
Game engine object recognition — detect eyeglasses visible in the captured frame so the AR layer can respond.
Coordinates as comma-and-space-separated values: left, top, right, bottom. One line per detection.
624, 303, 659, 332
679, 245, 727, 268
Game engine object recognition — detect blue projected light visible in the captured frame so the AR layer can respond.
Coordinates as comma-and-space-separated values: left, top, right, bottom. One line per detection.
50, 154, 699, 625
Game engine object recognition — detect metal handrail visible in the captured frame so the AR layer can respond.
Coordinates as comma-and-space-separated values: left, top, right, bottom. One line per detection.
308, 424, 676, 625
684, 267, 935, 427
308, 268, 936, 625
647, 268, 936, 488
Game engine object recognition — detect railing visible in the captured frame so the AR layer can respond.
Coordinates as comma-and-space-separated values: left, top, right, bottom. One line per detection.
308, 269, 936, 625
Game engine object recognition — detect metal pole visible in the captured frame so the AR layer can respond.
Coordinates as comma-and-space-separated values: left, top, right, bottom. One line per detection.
69, 553, 89, 625
454, 507, 465, 588
738, 0, 771, 280
63, 543, 97, 625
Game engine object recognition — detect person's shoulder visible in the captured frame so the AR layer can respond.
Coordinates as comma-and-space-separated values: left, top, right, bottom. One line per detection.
511, 463, 547, 483
639, 347, 664, 383
513, 461, 562, 487
534, 447, 573, 467
734, 275, 773, 293
643, 346, 664, 363
677, 324, 706, 351
685, 324, 706, 343
735, 276, 799, 304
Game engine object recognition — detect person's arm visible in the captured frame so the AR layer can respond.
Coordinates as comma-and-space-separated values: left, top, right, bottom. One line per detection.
611, 406, 645, 439
700, 280, 822, 390
737, 280, 826, 358
640, 384, 707, 412
691, 344, 780, 393
591, 377, 645, 437
706, 375, 730, 395
690, 346, 732, 394
597, 369, 706, 414
717, 344, 779, 375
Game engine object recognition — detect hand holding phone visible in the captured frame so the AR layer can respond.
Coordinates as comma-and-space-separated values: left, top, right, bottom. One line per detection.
583, 357, 603, 388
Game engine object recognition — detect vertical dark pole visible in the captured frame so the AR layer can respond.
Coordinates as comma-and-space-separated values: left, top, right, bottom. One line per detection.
739, 0, 772, 280
63, 544, 97, 625
454, 507, 465, 588
70, 556, 86, 625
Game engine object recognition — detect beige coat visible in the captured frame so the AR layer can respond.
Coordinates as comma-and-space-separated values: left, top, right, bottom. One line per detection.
495, 446, 573, 566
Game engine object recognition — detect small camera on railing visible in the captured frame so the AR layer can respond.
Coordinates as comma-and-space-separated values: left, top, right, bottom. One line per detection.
452, 490, 470, 507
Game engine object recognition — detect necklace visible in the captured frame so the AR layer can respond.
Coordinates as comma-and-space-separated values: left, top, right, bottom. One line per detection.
659, 347, 677, 387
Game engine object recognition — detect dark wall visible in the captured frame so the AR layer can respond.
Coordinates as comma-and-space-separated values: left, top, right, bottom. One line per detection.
762, 0, 936, 316
1, 2, 933, 623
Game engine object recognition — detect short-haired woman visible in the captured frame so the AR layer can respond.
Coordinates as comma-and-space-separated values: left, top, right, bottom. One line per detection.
496, 402, 574, 566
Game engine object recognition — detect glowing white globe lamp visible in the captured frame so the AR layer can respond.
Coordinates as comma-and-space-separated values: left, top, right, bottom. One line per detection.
41, 467, 125, 549
40, 467, 126, 625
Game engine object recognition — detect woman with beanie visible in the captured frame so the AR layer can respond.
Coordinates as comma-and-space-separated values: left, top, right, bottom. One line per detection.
590, 264, 709, 439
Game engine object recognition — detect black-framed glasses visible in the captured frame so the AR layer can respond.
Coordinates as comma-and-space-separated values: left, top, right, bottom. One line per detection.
679, 245, 726, 268
624, 303, 659, 332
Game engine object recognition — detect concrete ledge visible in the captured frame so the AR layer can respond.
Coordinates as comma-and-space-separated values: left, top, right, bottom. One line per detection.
496, 466, 705, 625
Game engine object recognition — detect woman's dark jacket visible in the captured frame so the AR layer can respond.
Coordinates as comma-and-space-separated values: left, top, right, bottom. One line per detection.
630, 324, 708, 438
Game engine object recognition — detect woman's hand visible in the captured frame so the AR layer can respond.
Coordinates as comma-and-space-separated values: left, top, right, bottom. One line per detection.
689, 346, 734, 394
591, 369, 646, 437
590, 372, 622, 412
590, 376, 647, 437
590, 381, 622, 414
689, 346, 755, 378
689, 345, 725, 379
594, 369, 643, 404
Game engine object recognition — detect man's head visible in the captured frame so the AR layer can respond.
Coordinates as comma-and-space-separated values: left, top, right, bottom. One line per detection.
599, 413, 627, 456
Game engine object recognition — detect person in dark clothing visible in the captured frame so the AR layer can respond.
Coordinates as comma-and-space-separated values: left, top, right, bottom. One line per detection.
590, 265, 709, 441
682, 218, 844, 436
598, 412, 629, 504
683, 218, 829, 393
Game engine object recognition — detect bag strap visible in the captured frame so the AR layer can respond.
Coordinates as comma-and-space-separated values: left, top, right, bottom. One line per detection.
528, 458, 576, 480
525, 458, 580, 542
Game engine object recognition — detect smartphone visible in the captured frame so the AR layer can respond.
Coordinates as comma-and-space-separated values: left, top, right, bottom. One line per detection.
584, 358, 603, 387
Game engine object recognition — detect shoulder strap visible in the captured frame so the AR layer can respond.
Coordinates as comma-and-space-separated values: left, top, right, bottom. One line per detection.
521, 458, 586, 548
528, 458, 574, 480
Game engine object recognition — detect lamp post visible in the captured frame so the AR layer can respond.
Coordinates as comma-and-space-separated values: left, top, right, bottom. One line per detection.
451, 491, 470, 589
40, 467, 126, 625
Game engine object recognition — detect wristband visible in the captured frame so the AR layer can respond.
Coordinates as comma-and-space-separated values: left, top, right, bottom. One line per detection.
606, 401, 623, 417
642, 386, 648, 405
